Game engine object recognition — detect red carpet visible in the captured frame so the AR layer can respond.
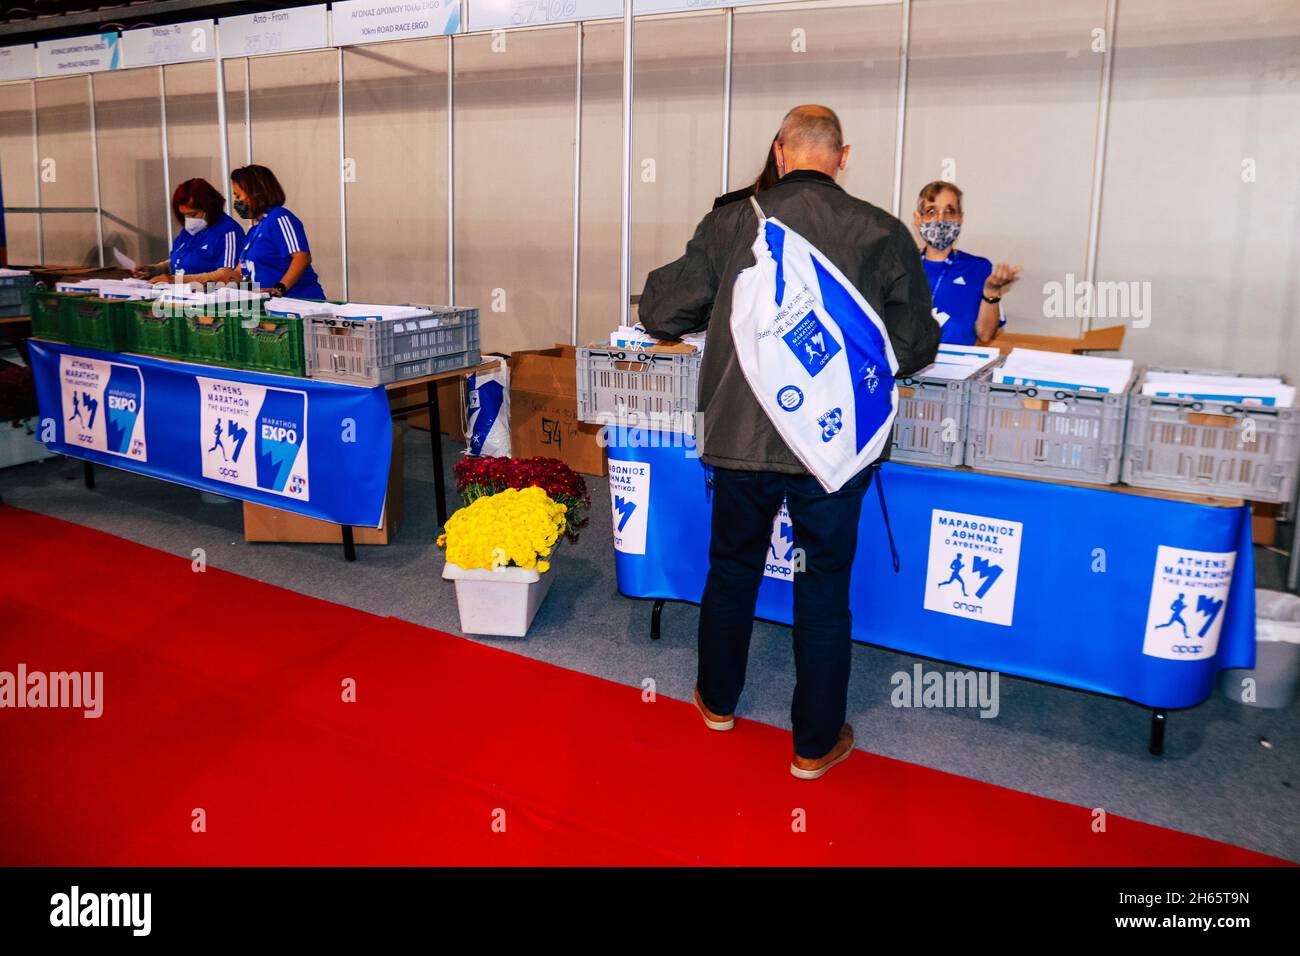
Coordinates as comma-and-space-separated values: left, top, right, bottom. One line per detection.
0, 504, 1286, 866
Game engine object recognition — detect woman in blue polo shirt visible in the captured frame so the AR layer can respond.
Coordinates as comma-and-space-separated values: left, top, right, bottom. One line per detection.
913, 181, 1021, 345
187, 165, 325, 299
139, 178, 244, 283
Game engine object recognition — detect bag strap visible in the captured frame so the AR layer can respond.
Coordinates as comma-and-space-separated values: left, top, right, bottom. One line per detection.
748, 195, 765, 222
873, 465, 901, 573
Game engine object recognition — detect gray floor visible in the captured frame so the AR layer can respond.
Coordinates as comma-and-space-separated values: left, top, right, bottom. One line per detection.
2, 426, 1298, 862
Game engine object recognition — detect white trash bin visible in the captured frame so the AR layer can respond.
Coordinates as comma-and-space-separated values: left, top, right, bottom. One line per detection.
1219, 589, 1300, 709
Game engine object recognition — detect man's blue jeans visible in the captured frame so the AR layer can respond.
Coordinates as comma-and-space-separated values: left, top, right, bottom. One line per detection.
697, 465, 873, 759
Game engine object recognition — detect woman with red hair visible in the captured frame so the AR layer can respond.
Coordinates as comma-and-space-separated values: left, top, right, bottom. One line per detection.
137, 178, 245, 283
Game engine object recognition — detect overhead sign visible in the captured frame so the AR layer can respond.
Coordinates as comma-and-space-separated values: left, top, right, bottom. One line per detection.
0, 45, 37, 82
468, 0, 619, 31
219, 4, 329, 58
331, 0, 462, 45
120, 20, 216, 68
36, 33, 120, 77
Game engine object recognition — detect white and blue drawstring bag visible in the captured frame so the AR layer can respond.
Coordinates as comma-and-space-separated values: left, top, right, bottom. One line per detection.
730, 196, 900, 493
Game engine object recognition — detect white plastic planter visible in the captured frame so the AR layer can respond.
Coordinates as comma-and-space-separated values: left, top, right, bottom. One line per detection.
441, 543, 559, 637
0, 418, 55, 469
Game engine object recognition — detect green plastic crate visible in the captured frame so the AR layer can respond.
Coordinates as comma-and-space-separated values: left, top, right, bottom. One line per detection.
63, 296, 130, 351
122, 299, 184, 359
180, 311, 237, 367
235, 313, 305, 376
28, 290, 74, 342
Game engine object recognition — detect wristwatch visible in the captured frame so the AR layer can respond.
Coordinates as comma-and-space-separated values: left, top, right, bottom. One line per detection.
272, 282, 287, 296
982, 292, 1002, 304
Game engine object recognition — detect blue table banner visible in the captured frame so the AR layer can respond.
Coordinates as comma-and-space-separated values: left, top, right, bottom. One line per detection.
605, 428, 1256, 710
28, 340, 392, 527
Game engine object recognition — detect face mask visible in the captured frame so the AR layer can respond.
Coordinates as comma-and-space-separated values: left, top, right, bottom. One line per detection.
919, 219, 961, 251
233, 199, 251, 220
183, 217, 205, 236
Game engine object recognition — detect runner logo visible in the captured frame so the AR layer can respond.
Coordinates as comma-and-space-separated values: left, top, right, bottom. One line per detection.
1142, 546, 1235, 660
924, 509, 1023, 626
782, 311, 841, 377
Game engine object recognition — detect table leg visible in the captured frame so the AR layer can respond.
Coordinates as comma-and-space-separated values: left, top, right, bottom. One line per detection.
342, 525, 356, 562
83, 460, 95, 490
651, 599, 665, 641
1149, 709, 1166, 756
428, 379, 448, 527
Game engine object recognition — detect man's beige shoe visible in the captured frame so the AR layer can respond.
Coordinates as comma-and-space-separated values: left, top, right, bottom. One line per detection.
693, 686, 735, 731
790, 723, 855, 780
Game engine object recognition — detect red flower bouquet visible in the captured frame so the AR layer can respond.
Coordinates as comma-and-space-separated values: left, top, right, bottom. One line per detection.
453, 456, 590, 541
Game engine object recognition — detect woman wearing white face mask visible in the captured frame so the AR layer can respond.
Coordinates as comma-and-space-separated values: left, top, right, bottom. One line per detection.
135, 178, 245, 285
913, 180, 1021, 346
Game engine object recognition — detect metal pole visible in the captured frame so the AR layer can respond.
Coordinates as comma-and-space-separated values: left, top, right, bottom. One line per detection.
159, 66, 172, 247
214, 29, 231, 192
446, 37, 455, 305
1082, 0, 1119, 336
619, 0, 633, 327
889, 0, 911, 219
243, 57, 252, 164
30, 80, 43, 261
571, 23, 583, 346
721, 8, 732, 195
337, 46, 348, 301
87, 74, 104, 267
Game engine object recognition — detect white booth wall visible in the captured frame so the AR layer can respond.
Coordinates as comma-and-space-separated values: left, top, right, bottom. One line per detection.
0, 0, 1296, 378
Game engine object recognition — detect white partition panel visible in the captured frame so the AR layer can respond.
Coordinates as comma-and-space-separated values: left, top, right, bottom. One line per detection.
730, 1, 902, 208
33, 76, 98, 265
0, 81, 39, 262
1098, 0, 1300, 376
247, 50, 343, 298
342, 37, 449, 305
904, 0, 1108, 337
93, 68, 168, 268
453, 26, 577, 354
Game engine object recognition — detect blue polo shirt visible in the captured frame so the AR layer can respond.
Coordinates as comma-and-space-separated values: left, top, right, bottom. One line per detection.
921, 249, 1005, 345
239, 205, 325, 300
170, 213, 244, 276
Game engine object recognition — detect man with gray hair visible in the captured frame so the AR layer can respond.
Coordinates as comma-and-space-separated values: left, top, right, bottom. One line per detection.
639, 104, 939, 780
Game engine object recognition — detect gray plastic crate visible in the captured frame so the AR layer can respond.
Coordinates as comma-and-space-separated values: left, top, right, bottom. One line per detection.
0, 273, 35, 317
576, 346, 701, 434
1122, 367, 1298, 503
965, 369, 1133, 485
892, 358, 1000, 467
305, 305, 479, 386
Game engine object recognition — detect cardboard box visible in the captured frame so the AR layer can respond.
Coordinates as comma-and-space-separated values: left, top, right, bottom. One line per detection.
510, 345, 607, 476
242, 423, 405, 545
992, 324, 1126, 355
1251, 501, 1280, 547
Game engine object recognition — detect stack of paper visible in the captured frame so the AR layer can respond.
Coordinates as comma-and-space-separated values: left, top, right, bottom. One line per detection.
55, 278, 156, 299
993, 348, 1134, 394
153, 285, 268, 307
332, 303, 428, 321
681, 330, 707, 352
912, 343, 1000, 381
1141, 370, 1293, 408
0, 267, 30, 277
609, 323, 656, 348
264, 297, 336, 318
